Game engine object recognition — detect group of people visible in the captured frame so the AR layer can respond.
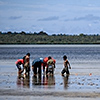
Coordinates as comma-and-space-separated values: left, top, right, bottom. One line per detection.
15, 53, 71, 78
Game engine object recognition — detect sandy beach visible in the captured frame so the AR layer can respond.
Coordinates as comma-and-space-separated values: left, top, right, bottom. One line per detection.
0, 88, 100, 100
0, 45, 100, 100
0, 86, 100, 100
0, 60, 100, 100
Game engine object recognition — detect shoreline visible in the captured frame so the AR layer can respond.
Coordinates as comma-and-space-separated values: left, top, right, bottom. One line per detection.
0, 44, 100, 48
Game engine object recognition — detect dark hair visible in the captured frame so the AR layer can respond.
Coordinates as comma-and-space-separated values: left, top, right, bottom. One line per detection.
63, 55, 67, 60
48, 56, 52, 60
26, 53, 30, 56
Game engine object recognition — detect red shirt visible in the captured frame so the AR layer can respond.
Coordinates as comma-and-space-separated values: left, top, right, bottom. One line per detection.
15, 59, 24, 64
43, 57, 56, 64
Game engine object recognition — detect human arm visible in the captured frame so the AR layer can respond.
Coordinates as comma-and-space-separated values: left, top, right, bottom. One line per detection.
32, 65, 34, 71
68, 60, 71, 69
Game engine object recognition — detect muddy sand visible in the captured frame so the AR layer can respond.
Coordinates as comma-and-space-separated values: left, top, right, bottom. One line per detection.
0, 88, 100, 100
0, 60, 100, 100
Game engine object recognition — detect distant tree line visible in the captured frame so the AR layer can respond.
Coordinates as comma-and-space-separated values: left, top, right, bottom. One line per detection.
0, 31, 100, 44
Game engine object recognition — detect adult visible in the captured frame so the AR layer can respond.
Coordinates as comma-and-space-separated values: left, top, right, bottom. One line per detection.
32, 58, 43, 77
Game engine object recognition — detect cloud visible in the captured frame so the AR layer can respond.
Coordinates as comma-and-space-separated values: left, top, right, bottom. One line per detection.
38, 16, 59, 21
0, 1, 3, 5
0, 1, 7, 5
32, 25, 36, 27
65, 14, 100, 22
9, 16, 22, 20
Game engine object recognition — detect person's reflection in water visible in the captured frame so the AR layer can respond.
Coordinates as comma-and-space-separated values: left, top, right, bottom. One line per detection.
16, 76, 23, 88
23, 75, 30, 88
43, 75, 48, 85
32, 74, 55, 88
63, 75, 69, 89
16, 75, 30, 88
43, 75, 55, 86
32, 75, 41, 85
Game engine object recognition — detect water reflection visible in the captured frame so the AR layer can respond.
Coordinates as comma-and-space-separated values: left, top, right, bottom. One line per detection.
32, 75, 41, 85
16, 75, 30, 88
16, 74, 70, 90
62, 75, 69, 89
43, 75, 55, 85
32, 75, 55, 86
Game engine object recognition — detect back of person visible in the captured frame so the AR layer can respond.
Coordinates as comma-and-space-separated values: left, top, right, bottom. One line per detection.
32, 58, 43, 77
15, 59, 24, 76
16, 59, 23, 65
46, 57, 55, 75
47, 59, 54, 66
32, 58, 43, 66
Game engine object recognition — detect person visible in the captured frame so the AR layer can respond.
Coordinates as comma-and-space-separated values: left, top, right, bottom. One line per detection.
61, 55, 71, 76
43, 56, 56, 74
32, 58, 43, 77
46, 56, 55, 75
43, 57, 48, 73
23, 53, 30, 77
15, 58, 24, 76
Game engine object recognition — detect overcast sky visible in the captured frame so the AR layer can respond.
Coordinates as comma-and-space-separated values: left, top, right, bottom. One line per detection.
0, 0, 100, 35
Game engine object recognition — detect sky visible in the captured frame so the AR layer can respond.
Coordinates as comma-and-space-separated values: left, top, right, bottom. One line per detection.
0, 0, 100, 35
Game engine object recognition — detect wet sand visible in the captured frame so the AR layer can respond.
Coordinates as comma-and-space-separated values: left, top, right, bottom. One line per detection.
0, 88, 100, 100
0, 60, 100, 100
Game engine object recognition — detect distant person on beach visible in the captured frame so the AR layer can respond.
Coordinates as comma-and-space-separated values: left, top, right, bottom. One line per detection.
61, 55, 71, 76
43, 56, 56, 74
32, 58, 43, 77
23, 53, 30, 77
15, 58, 24, 76
46, 56, 56, 75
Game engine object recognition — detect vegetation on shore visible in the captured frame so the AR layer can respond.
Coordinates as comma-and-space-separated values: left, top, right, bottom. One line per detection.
0, 31, 100, 44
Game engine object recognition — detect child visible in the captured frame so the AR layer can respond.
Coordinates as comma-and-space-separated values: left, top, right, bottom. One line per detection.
15, 58, 24, 76
61, 55, 71, 76
47, 56, 55, 75
23, 53, 30, 76
43, 56, 56, 74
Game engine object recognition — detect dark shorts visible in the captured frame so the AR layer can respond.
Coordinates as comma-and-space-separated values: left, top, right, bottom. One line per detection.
61, 67, 69, 75
25, 66, 30, 72
32, 62, 41, 75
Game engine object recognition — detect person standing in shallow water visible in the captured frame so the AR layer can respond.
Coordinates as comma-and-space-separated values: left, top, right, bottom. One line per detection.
23, 53, 30, 77
61, 55, 71, 76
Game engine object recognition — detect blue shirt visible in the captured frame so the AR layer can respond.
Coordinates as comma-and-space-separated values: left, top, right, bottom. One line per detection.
32, 58, 43, 65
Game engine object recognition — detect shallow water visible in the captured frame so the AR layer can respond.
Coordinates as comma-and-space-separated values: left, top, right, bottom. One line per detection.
0, 45, 100, 92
